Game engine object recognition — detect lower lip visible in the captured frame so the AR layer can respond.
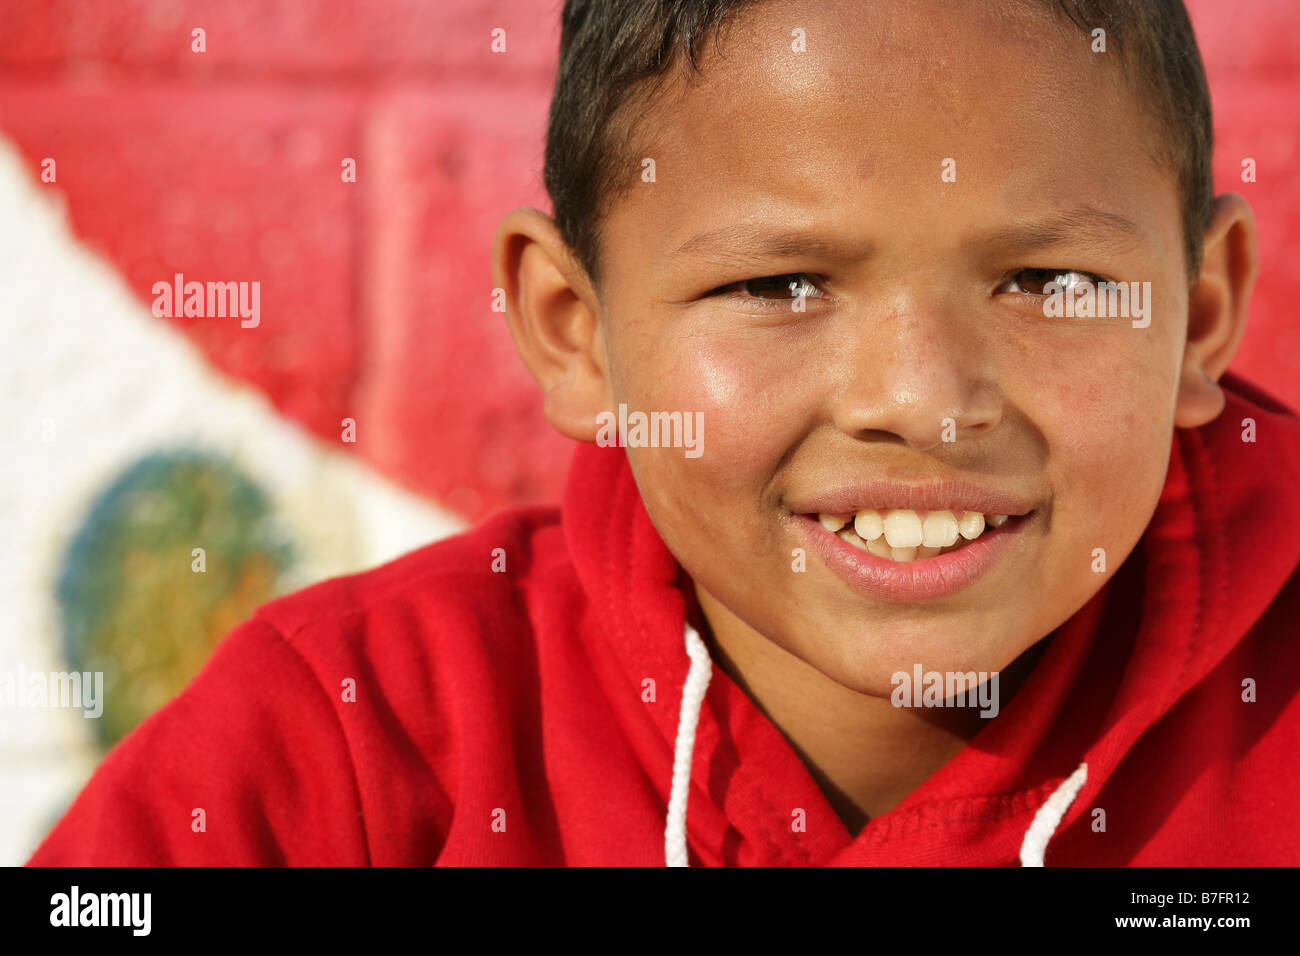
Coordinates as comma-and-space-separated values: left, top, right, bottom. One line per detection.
795, 512, 1033, 603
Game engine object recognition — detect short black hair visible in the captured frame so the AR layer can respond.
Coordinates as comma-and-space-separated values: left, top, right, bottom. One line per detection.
543, 0, 1214, 288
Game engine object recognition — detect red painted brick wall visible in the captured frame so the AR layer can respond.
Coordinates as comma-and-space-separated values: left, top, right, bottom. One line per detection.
0, 0, 567, 520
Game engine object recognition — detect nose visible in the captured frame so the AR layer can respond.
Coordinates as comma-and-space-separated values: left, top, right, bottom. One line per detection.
830, 299, 1003, 451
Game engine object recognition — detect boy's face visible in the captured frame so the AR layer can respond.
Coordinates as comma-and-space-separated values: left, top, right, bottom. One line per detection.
590, 0, 1191, 692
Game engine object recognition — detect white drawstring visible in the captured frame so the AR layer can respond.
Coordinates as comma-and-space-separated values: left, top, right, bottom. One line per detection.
666, 622, 1088, 866
1019, 762, 1088, 866
665, 623, 713, 866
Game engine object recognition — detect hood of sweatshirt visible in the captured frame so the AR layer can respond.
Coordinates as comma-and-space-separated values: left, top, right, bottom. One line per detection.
562, 371, 1300, 866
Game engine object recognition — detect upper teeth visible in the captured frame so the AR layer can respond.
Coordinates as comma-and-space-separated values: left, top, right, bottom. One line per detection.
853, 510, 883, 540
883, 510, 924, 548
818, 508, 1010, 558
959, 511, 985, 538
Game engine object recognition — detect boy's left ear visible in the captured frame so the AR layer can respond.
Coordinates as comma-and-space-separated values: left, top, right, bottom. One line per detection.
1174, 193, 1258, 428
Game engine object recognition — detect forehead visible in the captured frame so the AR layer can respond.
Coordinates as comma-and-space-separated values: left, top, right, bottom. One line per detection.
601, 0, 1176, 279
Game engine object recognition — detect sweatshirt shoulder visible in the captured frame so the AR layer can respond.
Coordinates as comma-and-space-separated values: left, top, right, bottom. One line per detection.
27, 505, 579, 865
1220, 371, 1300, 447
250, 504, 574, 646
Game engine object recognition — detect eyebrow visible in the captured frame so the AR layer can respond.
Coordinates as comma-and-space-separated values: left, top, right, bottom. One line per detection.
669, 203, 1145, 264
976, 204, 1145, 253
669, 224, 855, 265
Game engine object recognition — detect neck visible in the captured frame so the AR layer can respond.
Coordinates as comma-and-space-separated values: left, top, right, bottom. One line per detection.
693, 581, 1049, 835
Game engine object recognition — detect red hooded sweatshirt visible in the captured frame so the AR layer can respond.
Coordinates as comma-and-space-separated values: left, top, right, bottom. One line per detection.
26, 372, 1300, 866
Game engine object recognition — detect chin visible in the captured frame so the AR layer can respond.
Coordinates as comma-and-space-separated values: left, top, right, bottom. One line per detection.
796, 621, 1024, 699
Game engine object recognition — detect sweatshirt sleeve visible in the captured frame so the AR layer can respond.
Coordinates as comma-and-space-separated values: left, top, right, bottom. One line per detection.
25, 616, 371, 866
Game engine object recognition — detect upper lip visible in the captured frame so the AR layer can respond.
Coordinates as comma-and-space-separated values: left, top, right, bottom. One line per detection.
791, 477, 1037, 518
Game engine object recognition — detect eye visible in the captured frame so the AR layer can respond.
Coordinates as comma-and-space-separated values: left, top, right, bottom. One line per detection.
712, 273, 828, 307
997, 268, 1107, 296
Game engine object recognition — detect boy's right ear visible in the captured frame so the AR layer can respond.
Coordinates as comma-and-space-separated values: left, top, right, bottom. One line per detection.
491, 208, 611, 443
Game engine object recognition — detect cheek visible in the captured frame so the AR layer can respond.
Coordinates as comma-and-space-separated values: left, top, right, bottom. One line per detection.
1014, 329, 1177, 555
617, 332, 813, 562
624, 331, 809, 483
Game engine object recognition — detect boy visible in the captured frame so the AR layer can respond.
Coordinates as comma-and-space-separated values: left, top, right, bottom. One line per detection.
28, 0, 1300, 865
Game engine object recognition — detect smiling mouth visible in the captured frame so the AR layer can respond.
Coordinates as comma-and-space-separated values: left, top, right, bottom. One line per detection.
810, 508, 1020, 562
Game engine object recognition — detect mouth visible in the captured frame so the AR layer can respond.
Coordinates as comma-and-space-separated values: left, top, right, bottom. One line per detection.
792, 504, 1037, 602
